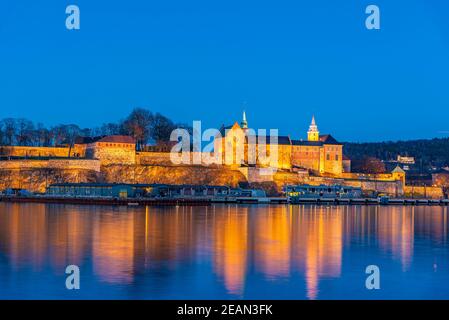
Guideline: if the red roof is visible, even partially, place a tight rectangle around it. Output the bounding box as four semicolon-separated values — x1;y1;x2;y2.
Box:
97;135;135;144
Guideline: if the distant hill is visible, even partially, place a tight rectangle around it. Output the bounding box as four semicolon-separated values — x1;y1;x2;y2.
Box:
343;137;449;171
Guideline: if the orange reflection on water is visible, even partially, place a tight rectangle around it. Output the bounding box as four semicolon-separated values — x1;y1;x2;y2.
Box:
144;206;197;267
0;204;47;270
0;204;92;272
47;206;92;271
92;211;136;284
0;203;448;299
253;206;291;280
293;206;343;299
414;206;447;244
212;206;248;295
377;207;414;271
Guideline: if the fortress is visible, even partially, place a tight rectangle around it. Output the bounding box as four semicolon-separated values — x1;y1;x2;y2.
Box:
1;113;441;198
214;113;345;176
0;113;345;174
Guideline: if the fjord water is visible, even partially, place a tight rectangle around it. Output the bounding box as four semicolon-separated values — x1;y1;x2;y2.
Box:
0;203;448;299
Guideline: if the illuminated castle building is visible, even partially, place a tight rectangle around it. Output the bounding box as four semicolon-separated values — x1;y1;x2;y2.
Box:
214;112;345;176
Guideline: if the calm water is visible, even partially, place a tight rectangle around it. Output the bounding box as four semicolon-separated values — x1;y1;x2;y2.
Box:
0;203;448;300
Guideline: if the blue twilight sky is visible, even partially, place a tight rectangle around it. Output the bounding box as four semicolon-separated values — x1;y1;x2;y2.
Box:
0;0;449;142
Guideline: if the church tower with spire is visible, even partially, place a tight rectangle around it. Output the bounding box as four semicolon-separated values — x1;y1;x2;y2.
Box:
307;115;319;141
241;110;248;129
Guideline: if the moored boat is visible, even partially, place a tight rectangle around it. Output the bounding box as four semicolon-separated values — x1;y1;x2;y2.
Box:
284;184;363;203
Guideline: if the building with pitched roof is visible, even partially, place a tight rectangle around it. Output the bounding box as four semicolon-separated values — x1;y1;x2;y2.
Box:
74;135;136;165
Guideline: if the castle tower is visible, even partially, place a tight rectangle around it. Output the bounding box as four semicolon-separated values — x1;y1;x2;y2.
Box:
391;165;406;185
307;115;319;141
241;110;248;129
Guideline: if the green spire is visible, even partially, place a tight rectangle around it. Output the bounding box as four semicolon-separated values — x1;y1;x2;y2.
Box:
241;110;248;129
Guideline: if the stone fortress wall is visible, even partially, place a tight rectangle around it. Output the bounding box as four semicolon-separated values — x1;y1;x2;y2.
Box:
340;172;403;183
0;168;99;193
102;165;246;187
3;160;441;198
403;185;444;199
0;163;246;193
0;145;413;196
136;151;219;166
0;159;101;193
86;143;136;165
271;170;404;197
0;159;100;172
0;146;72;157
0;133;444;198
136;151;172;165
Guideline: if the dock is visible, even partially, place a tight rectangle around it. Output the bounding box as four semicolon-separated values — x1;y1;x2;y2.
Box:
0;196;211;207
211;197;288;204
289;197;449;206
1;195;448;207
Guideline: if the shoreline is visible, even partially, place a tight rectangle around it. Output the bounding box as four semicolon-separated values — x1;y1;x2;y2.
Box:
1;195;448;207
0;196;211;207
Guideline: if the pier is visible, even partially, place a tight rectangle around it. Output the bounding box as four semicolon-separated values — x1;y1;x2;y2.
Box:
288;197;449;206
0;195;211;207
1;195;448;206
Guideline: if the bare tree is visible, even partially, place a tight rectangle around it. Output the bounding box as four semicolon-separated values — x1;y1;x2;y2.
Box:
151;113;176;143
0;126;3;145
0;118;17;145
16;118;35;146
0;108;183;150
80;128;93;138
100;122;121;136
50;125;67;146
64;124;81;156
121;108;153;150
175;122;193;135
35;123;51;146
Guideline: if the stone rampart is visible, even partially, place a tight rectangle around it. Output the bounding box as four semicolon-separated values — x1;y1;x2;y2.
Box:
0;159;100;172
0;146;70;157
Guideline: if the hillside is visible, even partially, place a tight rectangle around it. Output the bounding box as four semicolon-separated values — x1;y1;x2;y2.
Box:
343;137;449;171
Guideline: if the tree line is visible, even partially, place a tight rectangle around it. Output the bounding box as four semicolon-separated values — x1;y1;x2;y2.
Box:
343;138;449;173
0;108;191;150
